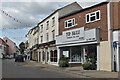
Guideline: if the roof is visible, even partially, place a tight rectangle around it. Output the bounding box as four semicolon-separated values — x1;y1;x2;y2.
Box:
37;2;81;25
0;38;9;47
3;37;16;45
27;25;38;36
26;2;81;36
59;2;108;19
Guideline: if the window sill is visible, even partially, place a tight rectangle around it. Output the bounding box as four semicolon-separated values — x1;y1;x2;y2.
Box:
52;25;55;27
69;62;82;63
86;19;100;24
65;24;77;29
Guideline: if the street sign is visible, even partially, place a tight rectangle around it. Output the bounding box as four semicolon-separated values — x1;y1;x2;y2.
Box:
113;42;117;48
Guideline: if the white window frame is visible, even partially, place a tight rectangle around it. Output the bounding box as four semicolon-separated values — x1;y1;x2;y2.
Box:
52;17;55;27
86;10;100;23
52;30;55;40
46;33;49;42
64;18;75;29
41;24;43;32
41;36;43;43
46;21;49;30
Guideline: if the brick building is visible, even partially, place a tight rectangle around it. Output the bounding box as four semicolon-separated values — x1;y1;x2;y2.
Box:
0;38;9;58
56;1;120;72
3;37;16;56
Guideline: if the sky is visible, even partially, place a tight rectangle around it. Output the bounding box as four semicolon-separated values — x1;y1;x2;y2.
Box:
0;0;107;46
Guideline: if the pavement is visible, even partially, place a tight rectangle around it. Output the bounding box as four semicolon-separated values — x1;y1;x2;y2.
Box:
22;60;118;78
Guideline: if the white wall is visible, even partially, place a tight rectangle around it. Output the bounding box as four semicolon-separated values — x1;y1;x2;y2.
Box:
38;12;59;44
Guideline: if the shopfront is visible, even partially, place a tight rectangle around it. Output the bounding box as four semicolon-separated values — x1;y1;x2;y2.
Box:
39;43;58;65
56;27;100;69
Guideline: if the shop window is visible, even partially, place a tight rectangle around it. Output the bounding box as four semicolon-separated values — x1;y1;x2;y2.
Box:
86;10;100;23
64;18;75;28
50;50;57;62
71;47;82;62
84;45;97;61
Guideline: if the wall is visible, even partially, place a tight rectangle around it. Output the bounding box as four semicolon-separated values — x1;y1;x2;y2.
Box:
99;41;112;71
3;37;16;55
28;29;35;48
113;2;120;30
38;12;59;44
0;38;9;55
59;3;108;41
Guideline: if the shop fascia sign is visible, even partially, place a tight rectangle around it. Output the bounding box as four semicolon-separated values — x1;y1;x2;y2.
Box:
56;27;99;45
63;27;84;40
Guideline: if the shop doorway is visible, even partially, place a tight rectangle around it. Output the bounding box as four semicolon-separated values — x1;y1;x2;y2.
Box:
38;52;41;62
50;50;57;62
42;51;45;61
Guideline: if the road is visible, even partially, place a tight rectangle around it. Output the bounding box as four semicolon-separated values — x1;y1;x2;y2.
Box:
2;59;87;78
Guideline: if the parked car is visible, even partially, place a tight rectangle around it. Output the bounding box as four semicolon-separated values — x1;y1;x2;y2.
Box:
15;55;24;62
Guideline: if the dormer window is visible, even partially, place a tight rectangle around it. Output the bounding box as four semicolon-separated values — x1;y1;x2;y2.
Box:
64;18;75;28
86;10;100;23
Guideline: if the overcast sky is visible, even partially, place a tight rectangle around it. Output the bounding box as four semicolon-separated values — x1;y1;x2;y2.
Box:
0;1;106;46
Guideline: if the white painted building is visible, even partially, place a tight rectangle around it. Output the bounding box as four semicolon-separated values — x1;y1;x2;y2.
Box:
37;2;82;65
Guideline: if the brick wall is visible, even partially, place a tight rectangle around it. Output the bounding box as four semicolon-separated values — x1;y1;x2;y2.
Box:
113;2;120;30
59;3;108;41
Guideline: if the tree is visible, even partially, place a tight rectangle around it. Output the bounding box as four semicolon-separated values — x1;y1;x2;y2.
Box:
19;42;25;54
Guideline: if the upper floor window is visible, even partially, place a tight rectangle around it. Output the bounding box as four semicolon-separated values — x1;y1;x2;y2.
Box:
41;36;43;43
64;18;75;28
52;17;55;26
52;30;55;40
46;33;49;42
86;10;100;23
36;37;39;44
41;24;43;32
46;21;49;30
6;40;7;42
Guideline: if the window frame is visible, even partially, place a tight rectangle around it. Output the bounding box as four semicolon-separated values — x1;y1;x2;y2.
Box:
41;24;43;32
52;17;55;27
52;30;55;40
46;33;49;42
46;21;49;30
86;10;100;23
41;35;43;43
64;18;75;29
